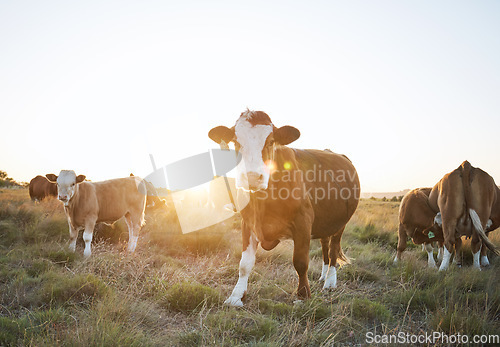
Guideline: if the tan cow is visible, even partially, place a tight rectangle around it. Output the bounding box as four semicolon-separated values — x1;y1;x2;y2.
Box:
29;175;58;201
428;161;500;271
46;170;147;257
209;109;360;306
394;187;444;268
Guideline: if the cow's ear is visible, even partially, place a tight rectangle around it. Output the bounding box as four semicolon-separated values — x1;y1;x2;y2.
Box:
76;175;86;183
274;126;300;145
46;174;58;183
208;126;234;144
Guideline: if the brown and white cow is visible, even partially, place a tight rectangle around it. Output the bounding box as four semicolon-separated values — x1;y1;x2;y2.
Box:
394;187;444;268
47;170;147;257
428;161;500;271
29;175;58;201
209;110;360;306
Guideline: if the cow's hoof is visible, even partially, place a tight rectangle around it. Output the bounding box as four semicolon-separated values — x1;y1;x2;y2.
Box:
293;299;304;305
428;263;437;269
322;283;337;291
224;297;243;307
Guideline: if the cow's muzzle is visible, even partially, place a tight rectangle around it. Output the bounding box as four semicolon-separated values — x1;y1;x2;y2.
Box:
245;172;267;191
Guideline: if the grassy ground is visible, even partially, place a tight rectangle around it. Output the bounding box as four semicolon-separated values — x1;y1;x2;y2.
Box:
0;188;498;346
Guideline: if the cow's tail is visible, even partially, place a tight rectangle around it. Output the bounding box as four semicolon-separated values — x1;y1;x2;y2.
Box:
461;161;472;226
469;209;500;256
29;183;35;201
337;247;350;266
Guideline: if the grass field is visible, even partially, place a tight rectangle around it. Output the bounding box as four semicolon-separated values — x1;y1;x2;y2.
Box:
0;188;499;346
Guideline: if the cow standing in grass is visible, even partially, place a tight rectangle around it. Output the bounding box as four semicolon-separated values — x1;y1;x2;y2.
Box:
209;110;360;306
394;187;444;268
428;161;500;271
29;175;58;201
46;170;147;257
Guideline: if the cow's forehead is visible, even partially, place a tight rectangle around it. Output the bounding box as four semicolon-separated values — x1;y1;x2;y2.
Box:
235;117;273;147
57;170;77;185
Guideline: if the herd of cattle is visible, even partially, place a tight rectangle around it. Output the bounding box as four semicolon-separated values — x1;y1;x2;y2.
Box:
26;110;499;306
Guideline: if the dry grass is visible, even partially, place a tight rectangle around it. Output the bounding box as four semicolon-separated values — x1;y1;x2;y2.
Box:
0;188;499;346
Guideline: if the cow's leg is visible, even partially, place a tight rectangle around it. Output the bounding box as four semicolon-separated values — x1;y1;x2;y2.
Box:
452;237;462;267
323;230;345;290
125;213;141;253
480;238;490;267
224;224;258;307
293;229;311;299
394;223;407;263
439;219;458;271
83;219;97;258
471;232;482;270
424;243;437;268
319;237;330;281
437;241;444;261
67;216;78;252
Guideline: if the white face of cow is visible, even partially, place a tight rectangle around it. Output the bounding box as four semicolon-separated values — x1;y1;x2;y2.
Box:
46;170;86;206
234;117;273;191
208;110;301;193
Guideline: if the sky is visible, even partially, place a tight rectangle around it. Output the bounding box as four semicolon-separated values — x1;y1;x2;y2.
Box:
1;0;499;192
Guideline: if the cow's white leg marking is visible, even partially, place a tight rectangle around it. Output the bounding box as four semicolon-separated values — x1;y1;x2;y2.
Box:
125;215;140;253
393;254;399;263
128;234;139;252
83;230;93;258
437;247;444;261
69;238;77;252
424;243;437;268
319;263;329;281
83;219;96;258
426;249;437;269
473;249;481;270
438;247;452;271
481;255;490;267
224;234;257;307
322;265;337;289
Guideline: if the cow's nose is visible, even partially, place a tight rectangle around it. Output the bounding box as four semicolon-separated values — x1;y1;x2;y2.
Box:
59;195;67;201
247;172;264;190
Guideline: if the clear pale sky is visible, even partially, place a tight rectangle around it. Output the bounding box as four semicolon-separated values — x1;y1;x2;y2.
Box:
1;0;499;192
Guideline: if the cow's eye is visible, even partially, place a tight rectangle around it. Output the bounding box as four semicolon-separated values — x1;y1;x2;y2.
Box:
269;139;275;146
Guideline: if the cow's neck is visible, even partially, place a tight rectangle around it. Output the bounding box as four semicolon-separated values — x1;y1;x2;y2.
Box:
240;147;306;241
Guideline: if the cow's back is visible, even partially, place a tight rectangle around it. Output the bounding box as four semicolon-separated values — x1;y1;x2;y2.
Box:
293;149;360;238
92;177;146;223
29;175;57;201
399;188;435;229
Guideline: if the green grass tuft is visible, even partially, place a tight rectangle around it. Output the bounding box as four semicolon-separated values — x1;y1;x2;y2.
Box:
162;281;221;312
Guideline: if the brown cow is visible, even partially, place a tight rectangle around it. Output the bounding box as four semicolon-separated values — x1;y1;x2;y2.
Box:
394;187;444;268
209;109;360;306
29;175;58;201
428;161;500;271
46;170;147;257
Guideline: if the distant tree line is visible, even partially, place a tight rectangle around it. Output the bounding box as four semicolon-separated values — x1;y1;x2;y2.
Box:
369;196;404;202
0;170;26;188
